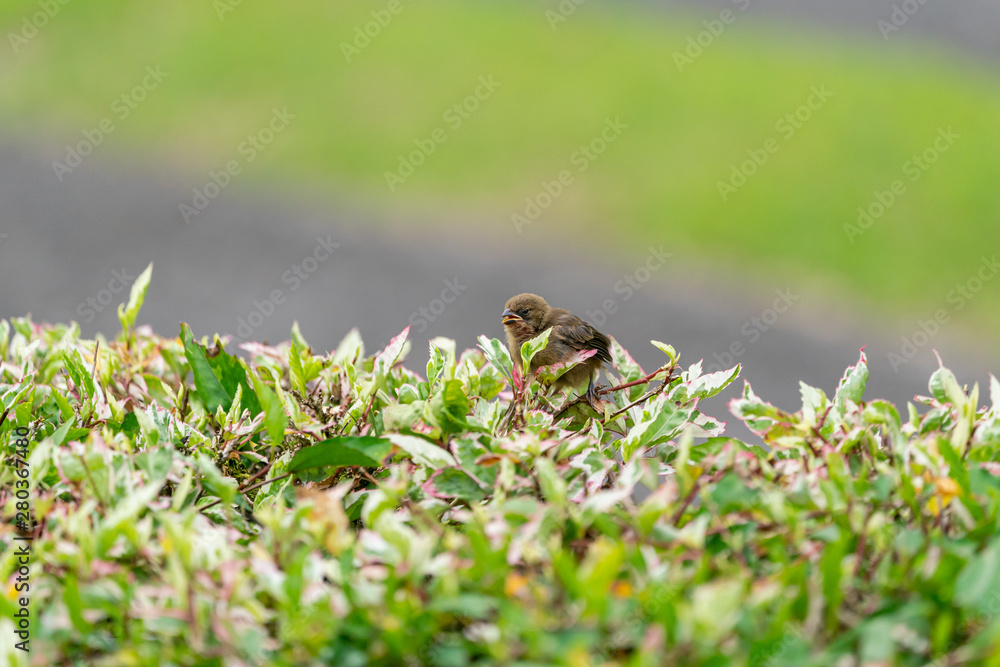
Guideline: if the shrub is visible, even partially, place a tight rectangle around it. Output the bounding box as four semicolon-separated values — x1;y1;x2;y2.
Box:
2;271;1000;665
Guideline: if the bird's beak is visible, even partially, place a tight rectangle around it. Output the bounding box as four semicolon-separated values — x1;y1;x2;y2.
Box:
501;308;521;325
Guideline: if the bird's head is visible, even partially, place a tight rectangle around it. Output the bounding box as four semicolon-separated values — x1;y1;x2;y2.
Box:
501;293;549;336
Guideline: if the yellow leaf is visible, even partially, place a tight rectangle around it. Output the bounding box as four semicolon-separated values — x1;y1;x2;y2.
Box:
927;496;942;517
935;477;961;500
612;581;633;598
505;572;528;597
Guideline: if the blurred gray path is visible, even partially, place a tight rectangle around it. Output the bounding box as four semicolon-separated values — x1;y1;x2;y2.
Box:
1;138;997;445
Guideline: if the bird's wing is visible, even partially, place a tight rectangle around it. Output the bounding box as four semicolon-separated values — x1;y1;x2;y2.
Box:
549;311;612;363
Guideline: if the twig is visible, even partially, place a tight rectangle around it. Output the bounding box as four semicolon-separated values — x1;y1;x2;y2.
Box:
604;382;668;424
238;471;293;498
200;472;293;512
803;430;822;458
816;403;833;428
852;507;871;580
598;364;676;396
78;454;109;508
239;461;274;490
340;391;379;435
550;394;592;422
672;477;703;526
672;469;727;526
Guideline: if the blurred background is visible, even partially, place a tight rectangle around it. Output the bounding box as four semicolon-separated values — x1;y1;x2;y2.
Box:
2;0;999;436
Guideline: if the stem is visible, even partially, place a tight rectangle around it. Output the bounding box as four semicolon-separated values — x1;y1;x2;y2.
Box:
604;380;669;424
852;507;870;580
598;365;675;396
78;454;109;508
672;470;726;526
200;471;293;512
672;477;703;526
599;363;678;423
240;461;274;490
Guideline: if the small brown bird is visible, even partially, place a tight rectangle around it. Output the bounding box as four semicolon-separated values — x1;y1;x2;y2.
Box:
501;293;612;404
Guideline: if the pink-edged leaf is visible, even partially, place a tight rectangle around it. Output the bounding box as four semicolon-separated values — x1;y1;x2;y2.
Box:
373;326;410;379
535;348;597;385
610;337;644;381
669;364;741;404
477;335;514;384
729;382;783;439
512;362;525;392
422;467;487;503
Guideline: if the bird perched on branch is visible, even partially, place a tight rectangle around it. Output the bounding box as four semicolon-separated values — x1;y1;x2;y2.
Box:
501;293;612;405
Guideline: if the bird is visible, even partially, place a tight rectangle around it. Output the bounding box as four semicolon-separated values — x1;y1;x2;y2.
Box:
501;293;612;405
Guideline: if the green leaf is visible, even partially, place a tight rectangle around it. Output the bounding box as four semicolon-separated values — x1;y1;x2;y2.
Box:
288;336;308;395
691;578;744;642
800;381;828;426
250;370;287;448
134;405;171;447
287;322;326;395
651;339;677;363
477;335;513;383
121;412;140;440
535;349;597;386
939;439;971;497
62;348;96;401
428;379;473;436
864;400;904;459
620;394;692;460
206;347;262;417
955;541;1000;609
833;349;868;420
820;535;849;631
387;433;456;469
290;320;310;353
711;472;757;514
929;362;964;406
426;337;457;386
117;262;153;333
288;436;392;472
859;617;896;662
430;468;486;503
1;376;34;414
333;327;364;366
51;387;74;420
535;457;566;507
670;364;740;403
519;328;551;370
134;445;173;481
610;338;644;383
180;322;232;414
429;594;498;619
99;480;164;552
10;317;31;339
382;401;425;432
142;374;177;406
373;326;410;381
49;419;76;447
63;576;89;634
194;454;239;505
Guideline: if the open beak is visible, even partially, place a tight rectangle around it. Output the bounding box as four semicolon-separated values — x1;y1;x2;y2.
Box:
501;308;522;325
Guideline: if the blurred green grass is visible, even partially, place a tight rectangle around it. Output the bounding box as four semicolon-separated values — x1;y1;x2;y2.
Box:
3;0;1000;335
